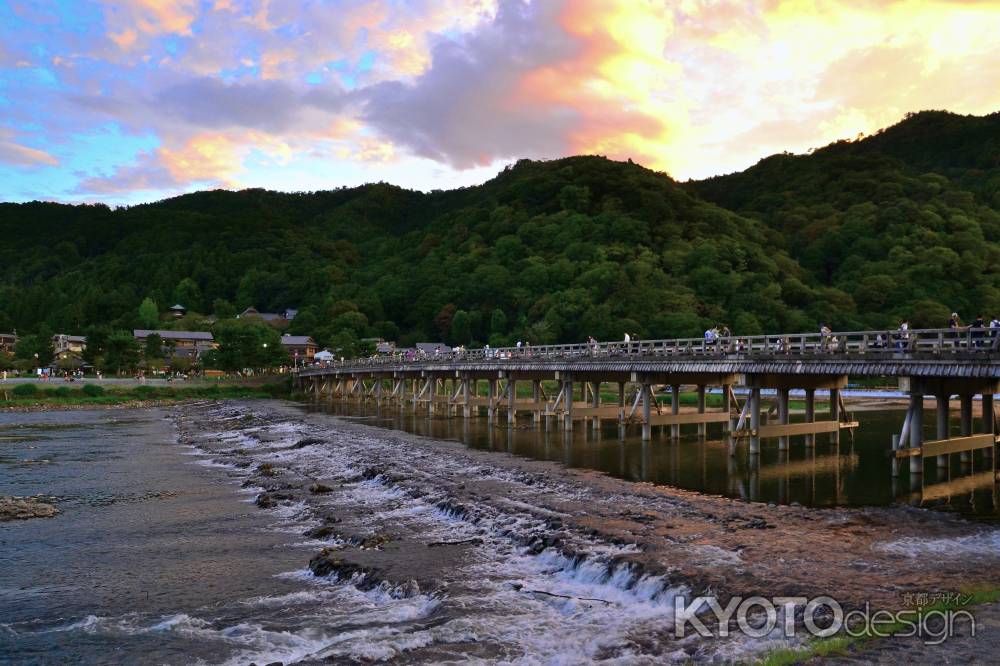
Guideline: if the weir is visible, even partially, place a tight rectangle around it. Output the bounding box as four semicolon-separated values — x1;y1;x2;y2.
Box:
297;327;1000;491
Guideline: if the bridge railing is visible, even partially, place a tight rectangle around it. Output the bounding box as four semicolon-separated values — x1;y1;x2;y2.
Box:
299;326;998;371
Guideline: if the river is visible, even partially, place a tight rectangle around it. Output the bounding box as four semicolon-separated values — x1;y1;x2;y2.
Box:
1;400;998;664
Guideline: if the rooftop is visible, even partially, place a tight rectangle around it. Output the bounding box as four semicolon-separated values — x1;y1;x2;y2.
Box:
133;329;214;341
280;335;316;346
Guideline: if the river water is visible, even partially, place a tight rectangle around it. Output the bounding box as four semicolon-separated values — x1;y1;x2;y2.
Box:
1;400;997;664
314;401;1000;521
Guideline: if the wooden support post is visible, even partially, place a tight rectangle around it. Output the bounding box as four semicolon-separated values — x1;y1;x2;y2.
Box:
463;377;471;418
375;378;383;402
671;384;680;439
749;387;761;454
722;385;732;433
936;392;949;469
804;389;816;447
590;381;601;431
641;382;652;441
829;388;840;444
532;380;541;428
777;388;790;451
983;393;995;433
909;392;924;475
983;392;994;465
617;381;627;440
507;378;516;427
563;379;574;431
696;385;707;437
960;394;973;463
488;379;496;423
427;377;436;416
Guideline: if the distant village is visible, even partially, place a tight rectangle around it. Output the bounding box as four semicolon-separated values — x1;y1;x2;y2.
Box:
0;303;449;378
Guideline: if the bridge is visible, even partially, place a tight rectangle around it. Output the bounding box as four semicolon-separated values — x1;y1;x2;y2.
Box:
294;327;1000;479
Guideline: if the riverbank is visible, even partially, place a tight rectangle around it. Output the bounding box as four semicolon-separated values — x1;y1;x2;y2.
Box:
0;381;288;411
175;400;1000;662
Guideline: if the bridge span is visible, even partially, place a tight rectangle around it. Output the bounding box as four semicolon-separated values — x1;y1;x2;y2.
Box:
295;327;1000;479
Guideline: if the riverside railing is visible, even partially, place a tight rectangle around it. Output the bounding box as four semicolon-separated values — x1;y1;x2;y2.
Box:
298;327;1000;372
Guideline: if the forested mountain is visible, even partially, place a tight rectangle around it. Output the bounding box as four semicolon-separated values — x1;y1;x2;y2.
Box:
2;110;998;351
689;110;1000;330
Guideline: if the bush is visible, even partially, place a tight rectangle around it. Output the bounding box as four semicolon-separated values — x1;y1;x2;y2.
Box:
11;383;38;397
82;384;105;396
132;385;157;399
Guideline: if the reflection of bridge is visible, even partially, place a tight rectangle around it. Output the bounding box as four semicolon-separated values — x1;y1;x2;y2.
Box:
295;328;1000;478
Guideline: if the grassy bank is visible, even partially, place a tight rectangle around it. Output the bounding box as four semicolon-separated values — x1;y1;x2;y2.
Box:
758;586;1000;665
0;380;292;409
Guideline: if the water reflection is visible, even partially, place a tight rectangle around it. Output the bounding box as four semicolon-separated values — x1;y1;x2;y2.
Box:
310;402;999;521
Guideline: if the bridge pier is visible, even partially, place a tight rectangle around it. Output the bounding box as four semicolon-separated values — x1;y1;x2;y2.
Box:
936;392;949;469
641;380;652;441
507;378;516;427
749;387;761;454
960;394;973;464
696;385;707;437
532;380;542;428
777;388;789;451
897;378;999;478
670;384;680;439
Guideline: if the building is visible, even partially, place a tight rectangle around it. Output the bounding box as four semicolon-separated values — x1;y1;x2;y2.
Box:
169;304;187;318
52;334;87;355
0;333;17;356
280;334;318;361
133;330;217;361
237;307;298;324
376;341;396;355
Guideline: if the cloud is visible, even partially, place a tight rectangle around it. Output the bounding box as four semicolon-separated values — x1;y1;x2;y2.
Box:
362;1;583;167
5;0;1000;204
103;0;199;49
0;135;59;167
154;77;348;132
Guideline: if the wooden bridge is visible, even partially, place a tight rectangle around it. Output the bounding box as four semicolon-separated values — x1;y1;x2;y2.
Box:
294;327;1000;478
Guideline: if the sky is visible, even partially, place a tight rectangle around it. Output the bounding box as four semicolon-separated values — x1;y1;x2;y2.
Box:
2;0;999;206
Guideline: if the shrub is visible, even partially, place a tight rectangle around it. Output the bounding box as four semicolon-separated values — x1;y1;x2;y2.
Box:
82;384;105;396
132;385;157;399
12;383;38;397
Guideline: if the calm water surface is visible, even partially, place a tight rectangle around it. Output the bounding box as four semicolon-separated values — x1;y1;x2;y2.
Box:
0;408;308;664
311;402;1000;522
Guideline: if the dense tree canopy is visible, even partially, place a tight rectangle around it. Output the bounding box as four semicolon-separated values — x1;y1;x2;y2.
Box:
1;110;998;349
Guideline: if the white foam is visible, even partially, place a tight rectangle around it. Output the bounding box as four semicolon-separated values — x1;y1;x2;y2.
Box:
876;530;1000;557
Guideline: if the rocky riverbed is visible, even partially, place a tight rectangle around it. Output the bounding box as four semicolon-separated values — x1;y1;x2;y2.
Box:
171;400;1000;663
0;495;59;521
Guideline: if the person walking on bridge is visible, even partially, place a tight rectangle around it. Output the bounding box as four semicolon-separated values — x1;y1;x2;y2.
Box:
820;323;833;351
972;315;986;347
896;319;910;351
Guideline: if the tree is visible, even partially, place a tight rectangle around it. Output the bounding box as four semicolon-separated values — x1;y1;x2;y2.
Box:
205;320;288;371
14;327;54;367
144;333;163;359
171;278;202;312
212;298;236;319
450;310;472;344
138;297;159;329
490;308;508;336
103;331;140;374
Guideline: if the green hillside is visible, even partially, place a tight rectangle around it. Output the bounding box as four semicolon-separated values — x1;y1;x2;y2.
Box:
688;110;1000;329
1;110;998;352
